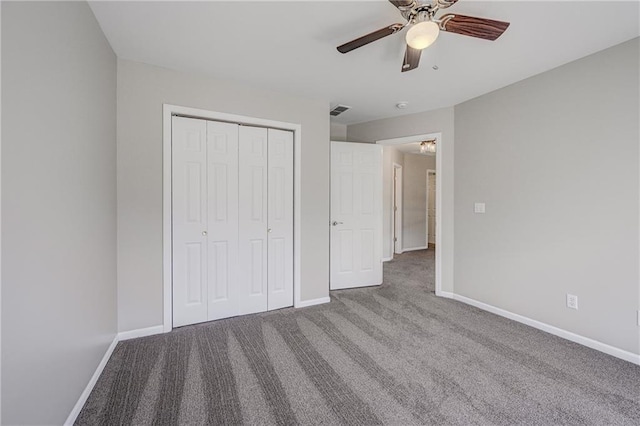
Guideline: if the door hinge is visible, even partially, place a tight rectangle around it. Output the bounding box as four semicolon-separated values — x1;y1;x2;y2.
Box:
394;237;398;242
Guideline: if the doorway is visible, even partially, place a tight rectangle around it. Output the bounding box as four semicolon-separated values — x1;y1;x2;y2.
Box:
376;132;442;294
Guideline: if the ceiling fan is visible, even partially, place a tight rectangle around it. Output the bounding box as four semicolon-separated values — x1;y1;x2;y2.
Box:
337;0;510;72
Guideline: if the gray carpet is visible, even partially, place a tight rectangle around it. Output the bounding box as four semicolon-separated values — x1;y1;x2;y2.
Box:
77;249;640;425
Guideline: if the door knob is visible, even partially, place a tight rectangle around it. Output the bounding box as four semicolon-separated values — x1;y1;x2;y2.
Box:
332;221;344;226
202;231;208;236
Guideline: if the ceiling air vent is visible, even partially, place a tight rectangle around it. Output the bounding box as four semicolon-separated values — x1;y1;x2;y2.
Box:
330;104;351;117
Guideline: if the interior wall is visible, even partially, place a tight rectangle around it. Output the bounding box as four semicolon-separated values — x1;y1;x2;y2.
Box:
454;37;639;355
403;153;435;250
330;121;347;141
381;146;404;259
117;59;330;332
1;2;118;424
347;107;454;293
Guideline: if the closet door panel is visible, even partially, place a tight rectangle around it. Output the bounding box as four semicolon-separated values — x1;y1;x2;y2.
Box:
206;121;240;320
172;116;208;327
239;126;269;315
267;129;294;310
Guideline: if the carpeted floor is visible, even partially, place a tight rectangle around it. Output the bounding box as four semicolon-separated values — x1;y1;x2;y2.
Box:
77;249;640;425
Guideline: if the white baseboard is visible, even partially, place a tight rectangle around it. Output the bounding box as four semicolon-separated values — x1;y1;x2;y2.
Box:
64;335;119;426
118;325;165;341
435;290;454;299
296;296;331;308
451;293;640;366
65;324;166;424
382;256;393;262
402;246;428;252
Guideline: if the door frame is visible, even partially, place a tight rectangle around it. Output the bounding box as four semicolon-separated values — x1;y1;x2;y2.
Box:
376;132;443;295
162;104;302;332
426;169;436;248
392;163;403;255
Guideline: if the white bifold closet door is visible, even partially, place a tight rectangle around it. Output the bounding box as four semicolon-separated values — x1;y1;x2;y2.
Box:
238;126;268;315
266;129;294;311
172;117;293;327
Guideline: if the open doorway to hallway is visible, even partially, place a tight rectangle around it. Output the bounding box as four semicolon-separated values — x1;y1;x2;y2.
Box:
377;133;441;293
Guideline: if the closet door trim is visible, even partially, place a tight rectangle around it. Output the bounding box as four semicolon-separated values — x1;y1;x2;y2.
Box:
162;104;302;332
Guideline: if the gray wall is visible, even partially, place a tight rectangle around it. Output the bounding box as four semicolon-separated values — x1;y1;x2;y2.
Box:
330;122;347;141
1;2;117;424
403;154;436;250
454;38;639;354
117;59;330;332
347;107;455;293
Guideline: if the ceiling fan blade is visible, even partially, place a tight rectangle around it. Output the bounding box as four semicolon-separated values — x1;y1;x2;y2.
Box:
401;45;421;72
439;14;510;41
389;0;416;10
337;23;404;53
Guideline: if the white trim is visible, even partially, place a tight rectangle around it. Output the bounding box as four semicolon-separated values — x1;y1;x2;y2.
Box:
377;134;433;146
296;296;331;308
452;293;640;366
64;336;119;426
392;163;403;255
163;106;172;332
118;325;165;341
294;125;302;309
434;135;443;298
0;4;3;420
402;245;428;252
377;132;443;295
436;290;454;298
65;323;168;424
163;104;303;331
382;256;393;262
426;169;436;247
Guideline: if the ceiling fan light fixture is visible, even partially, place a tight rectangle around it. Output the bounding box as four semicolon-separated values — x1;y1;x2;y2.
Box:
406;21;440;50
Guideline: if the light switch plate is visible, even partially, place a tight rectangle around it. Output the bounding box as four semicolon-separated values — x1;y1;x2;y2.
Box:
474;203;486;214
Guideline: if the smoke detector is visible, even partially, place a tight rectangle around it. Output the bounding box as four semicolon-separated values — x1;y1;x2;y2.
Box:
396;101;409;109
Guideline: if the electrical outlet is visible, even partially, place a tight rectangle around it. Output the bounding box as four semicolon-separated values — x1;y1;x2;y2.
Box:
566;294;578;310
474;202;486;214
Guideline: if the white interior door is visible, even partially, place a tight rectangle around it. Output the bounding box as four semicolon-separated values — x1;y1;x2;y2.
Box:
267;129;294;310
239;126;269;315
330;141;383;290
172;116;209;327
206;121;240;320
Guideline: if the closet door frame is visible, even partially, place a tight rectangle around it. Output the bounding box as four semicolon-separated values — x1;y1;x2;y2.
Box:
162;104;301;332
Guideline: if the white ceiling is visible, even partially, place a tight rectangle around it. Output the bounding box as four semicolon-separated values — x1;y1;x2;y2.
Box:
89;1;639;124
